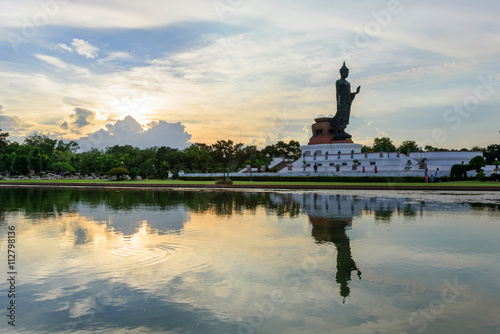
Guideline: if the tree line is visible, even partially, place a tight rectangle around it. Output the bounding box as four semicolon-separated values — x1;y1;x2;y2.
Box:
0;129;301;178
363;137;500;165
0;129;498;178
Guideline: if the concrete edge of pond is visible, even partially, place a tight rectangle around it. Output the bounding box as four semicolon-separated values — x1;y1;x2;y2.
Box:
1;181;500;191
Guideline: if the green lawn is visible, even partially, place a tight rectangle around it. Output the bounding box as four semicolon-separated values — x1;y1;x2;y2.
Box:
0;179;216;185
1;179;499;187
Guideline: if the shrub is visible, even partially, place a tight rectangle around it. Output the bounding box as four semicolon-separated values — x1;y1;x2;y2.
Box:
215;178;233;185
450;164;469;180
107;167;130;181
489;173;499;181
180;175;446;183
477;171;486;181
50;162;75;174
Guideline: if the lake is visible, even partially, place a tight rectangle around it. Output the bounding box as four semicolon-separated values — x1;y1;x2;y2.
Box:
1;187;500;334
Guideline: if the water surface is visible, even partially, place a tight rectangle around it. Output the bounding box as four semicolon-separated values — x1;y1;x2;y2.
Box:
0;188;499;334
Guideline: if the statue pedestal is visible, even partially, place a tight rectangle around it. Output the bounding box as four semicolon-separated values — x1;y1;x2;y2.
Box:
301;143;362;156
304;117;361;156
308;117;353;145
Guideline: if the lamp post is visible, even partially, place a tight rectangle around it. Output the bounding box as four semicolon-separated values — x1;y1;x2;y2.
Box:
223;153;226;181
495;158;499;177
266;153;270;172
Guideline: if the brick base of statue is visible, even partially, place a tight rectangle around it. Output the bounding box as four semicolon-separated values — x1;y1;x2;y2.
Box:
308;117;353;145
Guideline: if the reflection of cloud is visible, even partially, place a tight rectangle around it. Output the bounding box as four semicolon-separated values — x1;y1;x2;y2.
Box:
69;297;95;318
77;115;192;150
3;189;500;333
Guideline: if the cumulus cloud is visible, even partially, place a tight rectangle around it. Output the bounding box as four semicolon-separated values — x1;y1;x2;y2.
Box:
71;38;99;59
0;114;32;133
77;115;192;151
73;107;94;127
106;115;143;136
60;107;96;133
0;104;33;142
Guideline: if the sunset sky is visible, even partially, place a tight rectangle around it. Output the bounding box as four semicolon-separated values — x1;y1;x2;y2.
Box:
1;0;499;150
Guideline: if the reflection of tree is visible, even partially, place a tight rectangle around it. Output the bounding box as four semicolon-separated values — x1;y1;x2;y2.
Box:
184;192;301;217
0;188;76;218
373;208;393;222
400;203;417;217
0;188;302;219
469;202;500;212
310;217;361;302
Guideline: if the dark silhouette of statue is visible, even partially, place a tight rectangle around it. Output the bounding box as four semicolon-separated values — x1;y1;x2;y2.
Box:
311;217;361;303
329;62;361;140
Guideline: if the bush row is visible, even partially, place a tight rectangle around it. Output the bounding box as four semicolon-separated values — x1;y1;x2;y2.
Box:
179;175;449;183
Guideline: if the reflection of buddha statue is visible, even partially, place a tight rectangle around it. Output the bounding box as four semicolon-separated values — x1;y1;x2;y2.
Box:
310;217;361;303
329;62;360;140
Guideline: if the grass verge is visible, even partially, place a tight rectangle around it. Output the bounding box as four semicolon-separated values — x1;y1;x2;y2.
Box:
1;179;499;188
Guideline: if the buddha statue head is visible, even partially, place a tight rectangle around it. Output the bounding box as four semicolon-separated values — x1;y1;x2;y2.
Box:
339;61;349;79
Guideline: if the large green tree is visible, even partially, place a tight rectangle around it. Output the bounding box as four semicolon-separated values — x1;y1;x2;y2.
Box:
24;131;57;155
139;158;156;179
0;129;9;149
184;144;213;172
262;140;302;160
399;140;419;153
55;140;79;152
483;144;500;164
372;137;396;152
13;155;30;175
